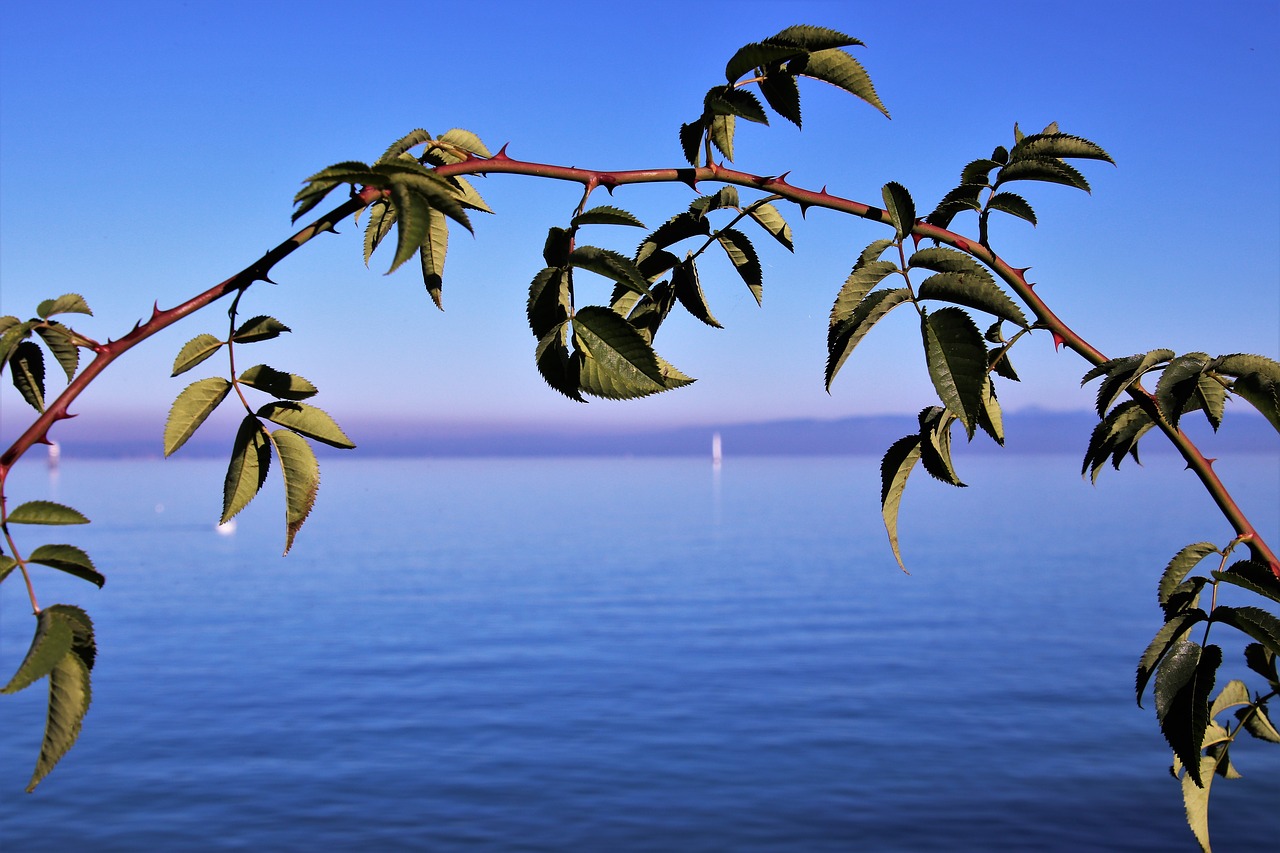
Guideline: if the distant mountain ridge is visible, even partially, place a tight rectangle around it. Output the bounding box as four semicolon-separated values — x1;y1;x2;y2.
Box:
6;410;1273;460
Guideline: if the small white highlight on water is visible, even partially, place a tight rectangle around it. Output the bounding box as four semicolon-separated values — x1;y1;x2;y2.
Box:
216;519;237;536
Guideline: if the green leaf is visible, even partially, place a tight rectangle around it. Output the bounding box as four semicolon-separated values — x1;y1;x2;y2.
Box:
171;333;224;377
1081;400;1157;482
9;340;46;411
829;259;898;329
1180;755;1215;853
1159;543;1219;608
238;364;318;400
257;401;355;449
1008;132;1114;164
977;377;1005;446
386;180;431;275
34;324;80;382
1;608;74;694
1211;560;1280;605
925;184;984;229
917;407;965;487
528;267;574;340
265;429;319;555
1239;704;1280;744
688;187;740;217
572;206;645;229
447;175;492;214
1155;353;1210;429
1209;679;1251;721
679;120;704;166
704;85;769;124
534;323;582;402
986;192;1037;226
921;308;987;438
292;160;377;223
1088;349;1175;417
638;213;712;263
715;228;762;305
745;202;794;251
880;434;922;573
709;114;736;161
438;127;492;158
990;345;1019;382
377;165;473;234
0;554;16;583
1208;354;1280;433
569;247;652;298
6;501;89;525
1243;643;1278;687
222;416;272;524
376;128;432;163
362;200;396;265
672;259;722;329
1195;373;1227;431
232;315;291;343
0;318;32;366
35;294;92;319
856;239;894;268
164;377;232;456
724;41;805;83
420;204;449;309
572;306;692;400
1156;639;1220;787
916;271;1028;329
758;72;802;127
996;158;1092;192
961;159;1002;186
881;182;915;240
1211;606;1280;655
623;281;677;345
1137;610;1210;706
27;545;105;588
765;25;865;52
826;287;911;390
791;47;888;117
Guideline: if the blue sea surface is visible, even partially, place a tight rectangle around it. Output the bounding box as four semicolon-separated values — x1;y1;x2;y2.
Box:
1;453;1277;851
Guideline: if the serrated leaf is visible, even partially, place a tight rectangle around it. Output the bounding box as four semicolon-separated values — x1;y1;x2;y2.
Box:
6;501;89;525
34;323;79;382
996;158;1092;192
386;181;431;275
420;203;449;309
826;287;911;390
528;267;574;340
1089;349;1175;417
709;114;736;161
830;260;900;328
171;333;224;377
688;187;740;217
917;407;965;487
363;200;396;265
880;434;922;573
377;166;473;235
986;192;1037;226
638;213;711;264
9;340;46;411
1159;543;1219;607
624;281;676;345
758;72;802;127
856;239;894;269
1180;755;1215;853
265;429;319;555
926;184;984;229
791;47;888;117
1239;704;1280;743
377;128;432;164
1156;639;1220;787
1009;132;1114;164
1211;560;1280;605
570;246;651;298
679;120;704;166
881;182;915;240
990;346;1019;382
438;128;492;158
164;377;232;456
1155;353;1210;429
672;259;722;329
257;401;355;449
571;306;681;399
1243;643;1278;686
447;175;492;214
0;554;16;583
704;85;769;124
238;364;318;400
534;323;582;402
1209;680;1252;720
921;308;987;438
746;202;793;251
724;41;806;83
232;315;291;343
715;228;762;304
222;415;272;523
1195;373;1227;431
1212;605;1280;655
961;159;1002;186
1;608;74;694
1081;400;1157;482
35;294;92;319
766;25;865;52
572;206;645;228
28;544;105;588
977;377;1004;446
916;271;1029;329
0;318;32;367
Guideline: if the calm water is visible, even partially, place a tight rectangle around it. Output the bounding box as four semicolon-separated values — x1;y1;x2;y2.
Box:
1;453;1277;851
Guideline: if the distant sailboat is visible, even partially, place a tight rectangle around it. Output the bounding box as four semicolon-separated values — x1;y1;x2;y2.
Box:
47;441;61;471
711;432;722;468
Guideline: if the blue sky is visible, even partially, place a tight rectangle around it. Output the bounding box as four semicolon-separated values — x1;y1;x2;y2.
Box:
2;1;1277;438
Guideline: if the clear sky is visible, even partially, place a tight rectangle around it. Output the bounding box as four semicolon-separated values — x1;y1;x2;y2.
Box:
2;1;1277;438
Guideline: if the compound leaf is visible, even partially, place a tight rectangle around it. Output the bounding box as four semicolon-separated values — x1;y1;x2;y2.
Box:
724;41;805;84
826;287;911;390
569;247;651;298
1137;609;1208;706
921;307;987;437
